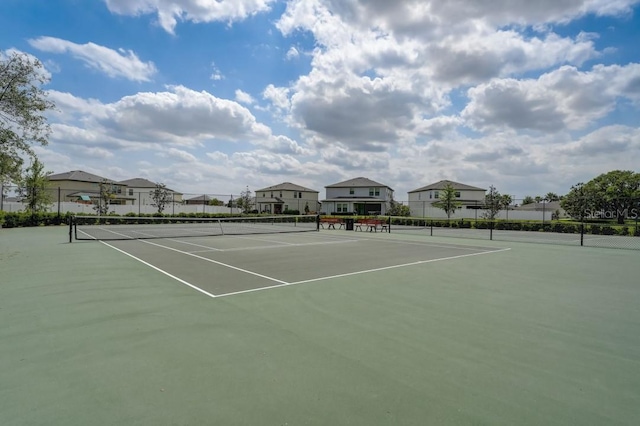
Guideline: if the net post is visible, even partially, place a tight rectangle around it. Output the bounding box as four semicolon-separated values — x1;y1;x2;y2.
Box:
430;220;433;236
580;222;584;246
316;214;320;231
489;220;494;240
69;215;73;243
387;216;391;233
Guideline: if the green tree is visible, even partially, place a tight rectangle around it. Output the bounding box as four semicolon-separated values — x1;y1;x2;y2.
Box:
561;183;594;221
432;183;462;219
561;171;640;223
208;198;225;206
238;186;254;214
17;158;51;213
585;170;640;224
387;195;410;217
93;179;115;215
1;51;55;184
481;185;504;220
545;192;560;202
521;196;535;205
149;183;172;214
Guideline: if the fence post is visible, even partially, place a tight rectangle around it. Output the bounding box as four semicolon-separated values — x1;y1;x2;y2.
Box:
580;221;585;246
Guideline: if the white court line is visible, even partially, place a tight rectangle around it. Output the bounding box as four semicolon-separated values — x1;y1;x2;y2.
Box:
100;241;218;299
139;239;289;285
212;239;360;253
215;247;512;299
100;236;510;300
165;239;224;251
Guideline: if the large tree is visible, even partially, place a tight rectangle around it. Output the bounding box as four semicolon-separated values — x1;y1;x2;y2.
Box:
432;183;462;219
562;170;640;223
17;158;52;213
1;50;55;184
561;183;593;221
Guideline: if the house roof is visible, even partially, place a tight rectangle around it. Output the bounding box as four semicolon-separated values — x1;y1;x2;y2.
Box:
256;198;284;204
255;182;319;193
513;201;563;211
48;170;114;183
408;180;485;193
185;195;211;201
118;178;180;193
325;177;392;190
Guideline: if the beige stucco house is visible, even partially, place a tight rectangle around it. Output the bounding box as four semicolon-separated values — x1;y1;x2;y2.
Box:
255;182;320;214
46;170;134;205
408;180;486;217
118;178;183;206
322;177;393;215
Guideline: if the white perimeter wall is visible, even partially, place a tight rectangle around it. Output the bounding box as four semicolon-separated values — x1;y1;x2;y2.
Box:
1;202;233;215
408;203;552;221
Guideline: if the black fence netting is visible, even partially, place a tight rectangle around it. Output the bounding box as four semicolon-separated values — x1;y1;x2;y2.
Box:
387;214;640;251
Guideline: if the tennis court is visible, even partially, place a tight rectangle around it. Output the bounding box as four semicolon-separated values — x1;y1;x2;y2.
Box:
1;224;639;425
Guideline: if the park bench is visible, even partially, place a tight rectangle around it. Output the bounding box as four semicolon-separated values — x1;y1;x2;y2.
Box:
354;218;388;232
320;217;344;229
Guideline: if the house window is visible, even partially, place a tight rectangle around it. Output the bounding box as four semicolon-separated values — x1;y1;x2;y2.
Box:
375;188;380;196
349;188;354;195
369;188;374;196
284;205;289;211
455;191;461;198
337;203;348;213
128;189;133;196
298;192;302;198
271;192;273;197
434;191;439;199
279;192;282;197
429;191;432;199
294;192;297;198
263;193;266;197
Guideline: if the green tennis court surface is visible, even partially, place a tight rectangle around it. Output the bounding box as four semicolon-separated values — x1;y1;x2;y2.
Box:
2;226;639;425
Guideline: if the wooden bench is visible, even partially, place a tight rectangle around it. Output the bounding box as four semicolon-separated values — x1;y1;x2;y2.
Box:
354;219;388;232
320;217;344;229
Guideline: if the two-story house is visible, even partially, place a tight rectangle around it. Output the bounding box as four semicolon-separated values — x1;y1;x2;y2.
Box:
255;182;320;214
46;170;134;205
118;178;183;206
408;180;486;217
322;177;393;215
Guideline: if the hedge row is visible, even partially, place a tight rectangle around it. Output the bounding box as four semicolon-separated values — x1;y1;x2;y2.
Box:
0;212;72;228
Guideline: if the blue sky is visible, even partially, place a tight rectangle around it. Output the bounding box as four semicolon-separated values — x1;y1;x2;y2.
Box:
2;0;639;200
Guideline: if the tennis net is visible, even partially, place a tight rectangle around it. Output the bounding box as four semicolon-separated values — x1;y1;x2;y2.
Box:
71;214;320;241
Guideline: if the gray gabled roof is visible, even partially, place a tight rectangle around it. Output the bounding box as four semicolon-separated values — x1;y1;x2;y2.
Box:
325;177;392;190
185;194;211;201
118;178;180;193
513;201;563;211
118;178;157;188
47;170;113;183
408;180;485;193
255;182;319;193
